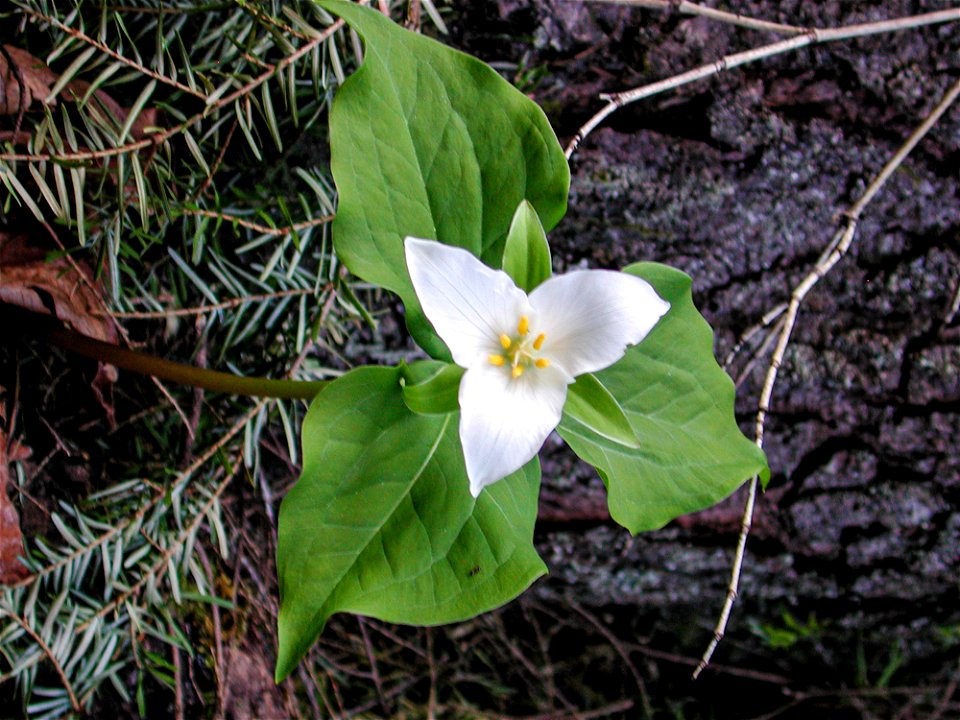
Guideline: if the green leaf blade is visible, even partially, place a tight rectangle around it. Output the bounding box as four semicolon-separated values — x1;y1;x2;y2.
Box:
318;0;569;354
556;263;769;534
276;366;544;681
401;360;464;415
502;199;552;292
560;372;639;449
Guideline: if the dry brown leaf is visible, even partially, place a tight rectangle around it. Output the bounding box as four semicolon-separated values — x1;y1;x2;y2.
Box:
0;232;118;344
1;232;119;426
0;45;58;116
0;388;31;585
1;44;159;139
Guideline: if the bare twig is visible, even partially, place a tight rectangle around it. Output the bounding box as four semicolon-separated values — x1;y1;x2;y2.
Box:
692;75;960;679
586;0;806;36
172;638;185;720
946;278;960;325
567;599;653;718
565;7;960;158
723;302;787;370
196;545;226;715
491;699;635;720
425;628;438;720
930;664;960;720
358;617;391;715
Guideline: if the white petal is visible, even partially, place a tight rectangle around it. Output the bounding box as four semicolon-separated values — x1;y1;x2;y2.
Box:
405;237;530;368
529;270;670;377
458;363;570;496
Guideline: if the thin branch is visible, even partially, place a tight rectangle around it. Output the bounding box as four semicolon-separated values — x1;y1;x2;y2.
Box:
693;75;960;679
12;397;264;589
217;24;338;110
178;208;334;236
723;302;787;369
106;286;328;319
188;118;237;201
237;0;316;42
566;599;653;718
565;7;960;158
947;281;960;325
585;0;806;36
17;6;209;100
79;458;237;629
0;19;344;163
0;609;81;712
358;617;391;715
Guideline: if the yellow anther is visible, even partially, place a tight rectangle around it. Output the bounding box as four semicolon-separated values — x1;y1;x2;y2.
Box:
512;365;525;379
488;354;505;367
517;315;529;336
499;334;512;350
535;358;550;369
533;333;546;350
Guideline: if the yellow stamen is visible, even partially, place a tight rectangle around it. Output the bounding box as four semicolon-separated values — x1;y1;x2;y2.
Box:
512;365;524;379
488;354;505;366
535;358;550;369
499;334;512;350
533;333;546;350
517;315;529;336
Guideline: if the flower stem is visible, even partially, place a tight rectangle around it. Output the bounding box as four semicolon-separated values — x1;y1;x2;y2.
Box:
46;326;327;400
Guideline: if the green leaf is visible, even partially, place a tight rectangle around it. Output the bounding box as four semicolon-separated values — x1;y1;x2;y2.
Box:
401;360;464;415
556;263;769;534
501;200;552;292
559;373;639;449
276;366;545;681
318;0;569;357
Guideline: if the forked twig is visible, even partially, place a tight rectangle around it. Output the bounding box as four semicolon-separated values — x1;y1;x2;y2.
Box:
692;75;960;679
565;7;960;158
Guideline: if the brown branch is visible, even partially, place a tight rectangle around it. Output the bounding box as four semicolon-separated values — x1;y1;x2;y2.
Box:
566;7;960;158
105;286;328;319
692;75;960;679
178;208;334;236
17;7;208;100
0;20;344;163
587;0;806;35
0;609;81;712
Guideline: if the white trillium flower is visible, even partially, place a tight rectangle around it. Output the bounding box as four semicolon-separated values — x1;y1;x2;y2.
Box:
405;237;670;497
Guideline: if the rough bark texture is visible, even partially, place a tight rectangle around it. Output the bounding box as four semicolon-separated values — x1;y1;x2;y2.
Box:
408;0;960;712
